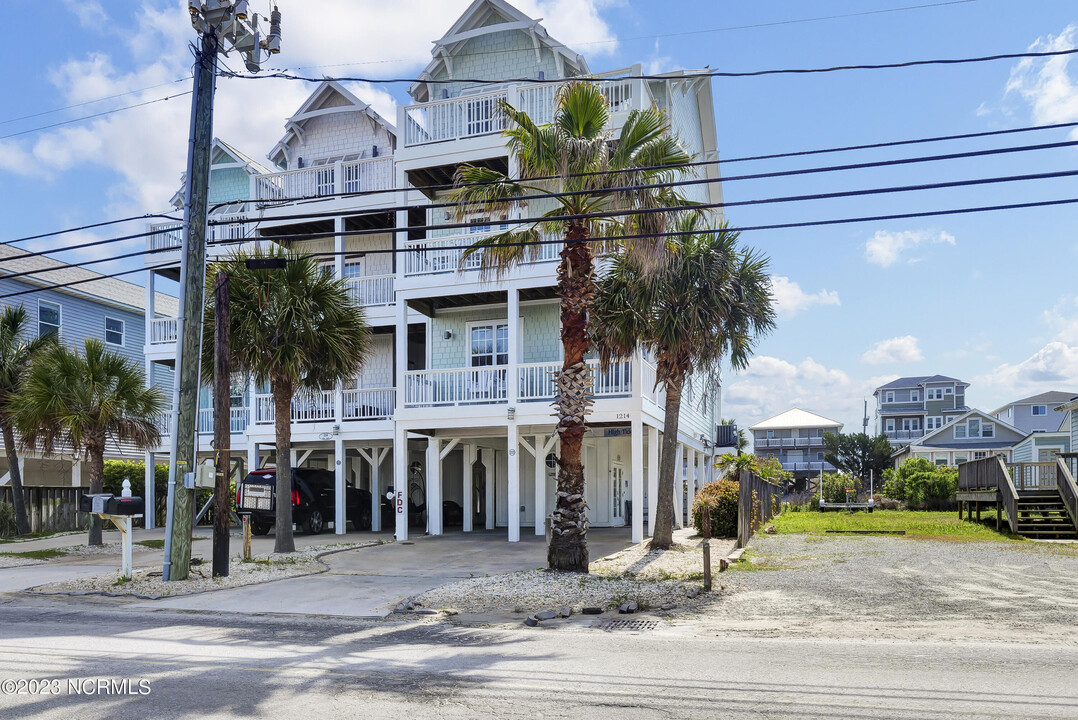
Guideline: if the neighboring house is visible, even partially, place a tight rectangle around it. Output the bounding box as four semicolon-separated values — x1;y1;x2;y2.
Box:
992;391;1076;436
874;375;970;447
0;242;177;488
142;0;724;545
749;409;842;483
1010;430;1070;464
891;408;1023;467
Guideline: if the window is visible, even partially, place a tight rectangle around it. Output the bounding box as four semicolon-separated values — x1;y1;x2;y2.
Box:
104;317;124;346
884;391;895;403
954;453;968;465
927;416;943;430
954;423;967;439
927;388;944;401
1032;405;1047;416
944;387;954;395
469;322;508;366
911;390;920;402
968;418;980;437
982;423;994;438
766;430;775;440
885;419;895;432
816;452;824;461
935;457;949;467
973;451;987;460
902;418;921;431
342;258;364;279
38;300;60;338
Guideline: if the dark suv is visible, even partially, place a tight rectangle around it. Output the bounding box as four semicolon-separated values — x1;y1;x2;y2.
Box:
236;467;370;535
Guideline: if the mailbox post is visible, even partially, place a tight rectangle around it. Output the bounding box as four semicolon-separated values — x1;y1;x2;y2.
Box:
80;479;144;580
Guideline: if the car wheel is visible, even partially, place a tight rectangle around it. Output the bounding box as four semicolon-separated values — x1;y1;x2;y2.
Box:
251;518;271;536
306;507;325;535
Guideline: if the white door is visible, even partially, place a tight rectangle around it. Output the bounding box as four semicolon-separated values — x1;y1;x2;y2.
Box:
611;463;626;523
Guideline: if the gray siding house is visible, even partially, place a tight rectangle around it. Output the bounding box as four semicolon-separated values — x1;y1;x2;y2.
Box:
891;408;1023;467
750;408;842;483
874;375;970;447
992;391;1076;436
0;243;176;488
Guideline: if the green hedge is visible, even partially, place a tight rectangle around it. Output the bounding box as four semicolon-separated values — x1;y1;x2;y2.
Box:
692;478;739;538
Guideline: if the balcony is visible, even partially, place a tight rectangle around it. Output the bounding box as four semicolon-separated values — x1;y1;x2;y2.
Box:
401;74;654;148
149;214;251;252
254;388;395;424
781;461;836;473
403;360;633;408
155;407;249;437
885;429;924;441
149;317;179;345
251;157;393;203
403;231;559;277
346;274;395;307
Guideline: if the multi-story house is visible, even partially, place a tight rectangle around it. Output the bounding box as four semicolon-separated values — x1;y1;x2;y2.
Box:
991;391;1076;436
0;242;177;488
891;408;1023;467
874;375;970;446
143;0;723;545
749;408;841;486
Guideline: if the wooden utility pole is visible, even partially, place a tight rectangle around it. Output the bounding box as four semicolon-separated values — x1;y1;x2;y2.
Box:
164;29;218;582
212;272;231;577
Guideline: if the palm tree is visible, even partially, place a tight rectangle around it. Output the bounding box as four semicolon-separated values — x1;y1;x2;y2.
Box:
0;306;54;535
202;247;371;553
592;216;776;549
14;338;165;546
450;82;693;572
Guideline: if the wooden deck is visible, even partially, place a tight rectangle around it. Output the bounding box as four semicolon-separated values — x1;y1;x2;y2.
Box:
957;458;1078;539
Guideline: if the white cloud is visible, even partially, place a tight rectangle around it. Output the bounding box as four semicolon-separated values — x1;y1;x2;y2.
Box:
1005;24;1078;137
975;342;1078;399
769;276;840;319
6;0;620;215
723;355;893;436
861;335;923;365
864;229;956;267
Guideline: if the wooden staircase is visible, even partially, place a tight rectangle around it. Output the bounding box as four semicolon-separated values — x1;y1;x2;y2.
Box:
1014;490;1078;539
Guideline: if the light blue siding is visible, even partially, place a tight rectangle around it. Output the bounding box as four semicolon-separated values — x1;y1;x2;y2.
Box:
208;166;251;205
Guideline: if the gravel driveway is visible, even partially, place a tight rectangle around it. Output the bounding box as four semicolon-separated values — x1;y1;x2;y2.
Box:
697;534;1078;644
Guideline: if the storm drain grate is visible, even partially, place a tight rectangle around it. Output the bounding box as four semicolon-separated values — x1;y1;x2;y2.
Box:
599;619;658;632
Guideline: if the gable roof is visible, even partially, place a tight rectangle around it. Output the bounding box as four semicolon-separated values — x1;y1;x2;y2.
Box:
749;408;843;431
917;407;1023;446
268;80;397;168
170;137;270;209
408;0;589;101
0;243;178;316
874;375;967;394
993;390;1078;414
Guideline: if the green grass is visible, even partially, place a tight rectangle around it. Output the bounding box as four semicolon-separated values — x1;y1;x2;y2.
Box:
770;510;1021;542
135;539;166;549
0;548;69;560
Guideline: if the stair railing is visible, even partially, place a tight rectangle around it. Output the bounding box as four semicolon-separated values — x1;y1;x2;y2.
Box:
997;456;1020;535
1055;458;1078;536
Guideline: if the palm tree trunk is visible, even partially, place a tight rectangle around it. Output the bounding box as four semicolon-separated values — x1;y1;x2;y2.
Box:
272;379;295;554
1;422;30;535
651;378;684;550
548;225;593;573
87;444;105;546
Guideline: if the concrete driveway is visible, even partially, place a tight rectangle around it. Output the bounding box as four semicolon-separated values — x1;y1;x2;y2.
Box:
133;529;634;619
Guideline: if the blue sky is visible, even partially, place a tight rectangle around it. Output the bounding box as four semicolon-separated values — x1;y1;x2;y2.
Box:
1;0;1077;432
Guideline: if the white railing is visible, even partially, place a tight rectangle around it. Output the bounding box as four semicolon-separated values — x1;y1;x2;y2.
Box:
403;90;508;146
347;274;395;307
150;223;183;251
155;413;173;437
405;367;508;407
149;215;250;252
255;390;336;424
149;317;179;345
342;388;395;420
251;157;393;202
404;231;559;276
158;407;248;436
781;461;836;472
516;359;633;402
517;84;557;125
885;429;925;441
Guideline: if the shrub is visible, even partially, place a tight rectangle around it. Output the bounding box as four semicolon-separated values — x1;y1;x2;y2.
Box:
0;501;16;538
692;478;739;538
818;473;862;503
884;457;958;510
102;460;170;527
872;495;901;511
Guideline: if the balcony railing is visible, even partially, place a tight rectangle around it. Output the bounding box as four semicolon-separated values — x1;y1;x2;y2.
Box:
405;367;508;407
517;360;633;402
156;407;249;437
885;429;924;441
781;461;836;472
403;231;559;277
149;317;179;345
251;157;393;202
347;274;394;307
342;388;395;420
149;215;250;252
255;390;336;424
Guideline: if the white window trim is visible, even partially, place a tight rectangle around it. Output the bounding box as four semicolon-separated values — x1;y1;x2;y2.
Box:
104;316;125;347
464;318;523;367
884;391;895;403
911;390;920;402
885;419;895;432
38;299;61;338
1031;405;1047;416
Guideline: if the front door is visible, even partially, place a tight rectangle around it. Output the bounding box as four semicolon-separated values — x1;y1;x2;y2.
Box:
611;463;626;524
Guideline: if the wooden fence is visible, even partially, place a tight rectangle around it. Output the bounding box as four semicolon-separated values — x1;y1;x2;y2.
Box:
1;486;89;533
737;469;782;548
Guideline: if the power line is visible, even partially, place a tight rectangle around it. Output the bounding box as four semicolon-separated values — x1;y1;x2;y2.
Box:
4;195;1078;300
0;76;191;127
265;1;978;72
2;214;181;254
0;91;193;142
227;47;1078;85
238;123;1078;212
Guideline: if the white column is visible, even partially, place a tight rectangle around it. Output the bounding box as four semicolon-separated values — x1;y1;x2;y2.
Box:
289;448;298;468
144;452;155;529
394;300;408;412
71;459;82;488
507;423;520;542
394;425;408;541
426;437;442;535
462;443;474;532
482;448;495;530
334;217;346;426
334;437;345;535
145;270;155;344
673;443;684;529
647;426;659;536
687;448;697;515
370;449;382;532
507;288;519;408
534;435;546;536
247;441;258;475
631;417;644;544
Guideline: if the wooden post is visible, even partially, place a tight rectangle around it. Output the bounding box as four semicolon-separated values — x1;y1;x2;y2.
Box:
701;499;712;592
996;502;1001;532
242;515;252;560
958;500;963;519
212;272;231;578
976;501;981;522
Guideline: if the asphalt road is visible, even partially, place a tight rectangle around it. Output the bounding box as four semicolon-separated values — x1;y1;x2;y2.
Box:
0;600;1074;719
